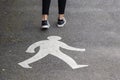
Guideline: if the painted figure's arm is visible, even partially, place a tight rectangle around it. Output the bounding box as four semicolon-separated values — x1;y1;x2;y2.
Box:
26;42;40;53
61;43;85;52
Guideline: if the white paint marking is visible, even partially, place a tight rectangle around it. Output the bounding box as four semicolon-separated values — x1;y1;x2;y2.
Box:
18;36;88;69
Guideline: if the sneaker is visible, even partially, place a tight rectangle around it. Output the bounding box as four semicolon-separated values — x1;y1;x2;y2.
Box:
41;20;50;29
57;17;66;27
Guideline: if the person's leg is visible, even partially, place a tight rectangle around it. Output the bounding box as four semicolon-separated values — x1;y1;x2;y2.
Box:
57;0;67;27
58;0;66;19
41;0;51;29
42;0;51;20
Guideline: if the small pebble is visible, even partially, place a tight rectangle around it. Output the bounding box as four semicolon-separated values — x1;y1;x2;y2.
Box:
4;11;8;15
9;50;12;53
2;69;5;71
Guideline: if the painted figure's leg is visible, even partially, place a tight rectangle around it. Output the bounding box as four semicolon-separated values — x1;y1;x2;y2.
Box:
52;52;88;69
18;52;48;68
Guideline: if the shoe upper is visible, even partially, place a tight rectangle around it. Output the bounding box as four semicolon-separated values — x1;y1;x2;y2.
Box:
57;17;66;27
42;20;48;26
58;19;64;25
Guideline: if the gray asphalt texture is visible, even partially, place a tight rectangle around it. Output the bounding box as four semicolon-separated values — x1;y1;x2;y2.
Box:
0;0;120;80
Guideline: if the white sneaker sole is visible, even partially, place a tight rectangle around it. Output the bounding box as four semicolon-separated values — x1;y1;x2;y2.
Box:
41;25;50;29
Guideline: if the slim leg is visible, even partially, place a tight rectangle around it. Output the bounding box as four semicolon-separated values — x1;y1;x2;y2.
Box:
18;52;48;68
52;52;80;69
58;0;67;14
42;0;51;15
52;52;88;69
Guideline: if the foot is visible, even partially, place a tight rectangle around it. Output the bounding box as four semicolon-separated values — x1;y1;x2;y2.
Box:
18;62;32;68
72;65;88;69
41;20;50;29
57;17;66;27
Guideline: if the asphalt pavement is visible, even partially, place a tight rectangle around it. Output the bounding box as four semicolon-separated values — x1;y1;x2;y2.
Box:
0;0;120;80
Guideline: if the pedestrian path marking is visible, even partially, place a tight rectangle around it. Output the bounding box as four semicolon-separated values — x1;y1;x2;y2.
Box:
18;36;88;69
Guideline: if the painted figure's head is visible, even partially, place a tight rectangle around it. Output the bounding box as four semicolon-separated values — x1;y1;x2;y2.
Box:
47;36;62;40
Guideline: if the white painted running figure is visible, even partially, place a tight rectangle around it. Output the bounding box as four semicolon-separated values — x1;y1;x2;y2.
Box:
18;36;88;69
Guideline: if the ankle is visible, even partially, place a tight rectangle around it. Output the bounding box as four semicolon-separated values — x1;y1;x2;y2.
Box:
58;14;65;20
42;15;48;21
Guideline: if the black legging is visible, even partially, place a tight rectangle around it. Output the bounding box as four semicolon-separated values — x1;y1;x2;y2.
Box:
42;0;66;15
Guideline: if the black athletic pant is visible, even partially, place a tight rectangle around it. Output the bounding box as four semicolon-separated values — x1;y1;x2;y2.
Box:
42;0;66;15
